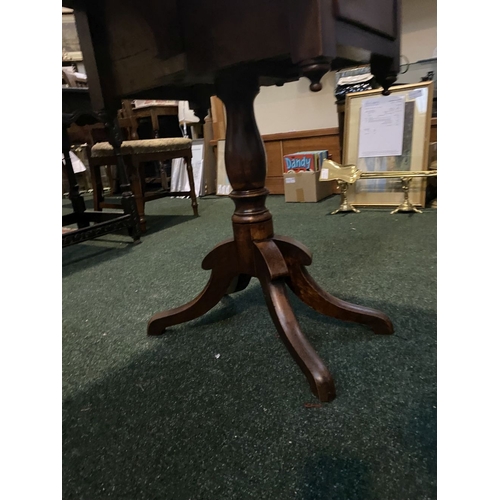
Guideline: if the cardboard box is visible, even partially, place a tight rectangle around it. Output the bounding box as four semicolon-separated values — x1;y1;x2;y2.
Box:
283;150;328;174
284;170;335;202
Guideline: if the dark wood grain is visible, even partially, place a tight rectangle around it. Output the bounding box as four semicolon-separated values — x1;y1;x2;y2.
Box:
69;0;401;102
259;275;336;402
148;239;239;336
275;236;394;335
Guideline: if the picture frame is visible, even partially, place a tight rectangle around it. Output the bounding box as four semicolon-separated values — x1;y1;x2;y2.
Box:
343;81;434;207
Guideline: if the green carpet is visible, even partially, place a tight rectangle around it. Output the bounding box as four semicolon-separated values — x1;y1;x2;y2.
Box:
62;194;437;500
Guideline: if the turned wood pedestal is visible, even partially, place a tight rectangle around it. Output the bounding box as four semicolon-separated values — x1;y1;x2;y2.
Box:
147;72;394;402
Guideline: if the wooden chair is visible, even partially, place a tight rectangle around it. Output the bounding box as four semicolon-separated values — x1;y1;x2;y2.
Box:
62;87;141;247
89;138;198;232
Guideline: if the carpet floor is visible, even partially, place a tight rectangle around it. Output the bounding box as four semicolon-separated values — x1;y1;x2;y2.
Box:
62;194;437;500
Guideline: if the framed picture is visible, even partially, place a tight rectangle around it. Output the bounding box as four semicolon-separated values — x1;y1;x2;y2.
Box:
343;81;434;207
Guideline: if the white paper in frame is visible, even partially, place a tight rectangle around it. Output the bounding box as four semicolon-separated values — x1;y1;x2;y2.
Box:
343;81;434;207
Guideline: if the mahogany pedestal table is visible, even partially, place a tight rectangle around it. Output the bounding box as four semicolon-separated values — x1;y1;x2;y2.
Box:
147;71;394;402
66;0;399;401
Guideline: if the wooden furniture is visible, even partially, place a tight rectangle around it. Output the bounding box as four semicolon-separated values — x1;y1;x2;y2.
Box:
90;101;198;234
66;0;401;402
62;88;141;247
118;100;180;138
89;138;198;232
68;99;183;200
130;102;179;138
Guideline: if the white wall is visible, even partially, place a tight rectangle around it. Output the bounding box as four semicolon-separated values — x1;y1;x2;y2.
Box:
401;0;437;62
255;72;339;135
254;0;437;135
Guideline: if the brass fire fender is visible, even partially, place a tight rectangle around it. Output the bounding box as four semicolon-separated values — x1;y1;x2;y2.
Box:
320;160;437;214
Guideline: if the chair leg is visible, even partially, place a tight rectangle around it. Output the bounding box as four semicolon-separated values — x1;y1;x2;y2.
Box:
185;156;199;216
106;165;119;195
62;127;89;228
90;163;104;211
128;157;147;232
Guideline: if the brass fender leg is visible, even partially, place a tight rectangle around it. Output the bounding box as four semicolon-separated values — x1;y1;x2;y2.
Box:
391;177;423;214
331;181;360;215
